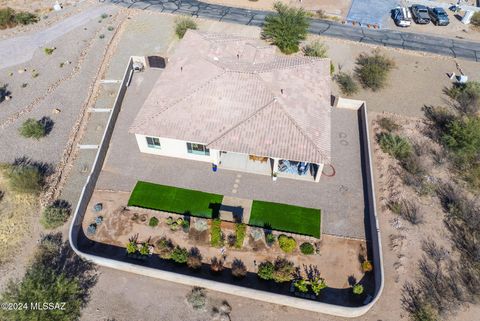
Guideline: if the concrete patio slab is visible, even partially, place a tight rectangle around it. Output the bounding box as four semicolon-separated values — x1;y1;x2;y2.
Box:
219;196;252;223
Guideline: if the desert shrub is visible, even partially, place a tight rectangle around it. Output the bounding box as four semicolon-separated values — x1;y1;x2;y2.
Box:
156;237;174;259
0;234;96;321
465;164;480;190
175;17;197;39
44;47;55;55
388;199;423;225
272;257;295;283
139;242;150;256
352;283;364;295
231;259;247;278
310;277;327;296
40;200;71;229
210;257;224;273
401;153;426;176
4;163;44;194
442;116;480;168
0;7;15;28
278;234;296;253
362;260;373;272
300;242;315;255
355;51;395;91
257;261;274;280
445;81;480;115
472;12;480;27
330;61;335;76
171;246;188;264
14;11;38;25
19;118;47;139
262;3;309;54
335;72;358;96
378;133;412;161
210;218;223;247
148;216;159;227
187;247;202;269
303;40;327;58
101;13;109;19
234;223;246;248
377;117;400;132
293;278;309;292
186;287;207;310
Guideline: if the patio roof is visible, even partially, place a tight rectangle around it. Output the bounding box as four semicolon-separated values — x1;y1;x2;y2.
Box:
129;31;332;164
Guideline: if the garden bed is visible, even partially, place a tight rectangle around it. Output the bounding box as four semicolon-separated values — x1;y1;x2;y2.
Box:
127;181;223;218
249;200;321;238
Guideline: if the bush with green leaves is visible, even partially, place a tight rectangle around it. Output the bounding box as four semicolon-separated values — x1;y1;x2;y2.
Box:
355;51;395;91
40;200;71;229
126;239;137;254
156;237;174;259
303;40;327;58
262;3;309;54
44;47;55;55
14;11;38;25
310;276;327;296
257;261;274;280
472;12;480;27
272;257;295;283
171;246;188;264
148;216;159;227
210;218;223;247
378;133;412;161
0;234;96;321
300;242;315;255
293;278;309;293
0;7;37;29
362;260;373;272
265;233;276;246
352;283;364;295
139;242;150;256
335;72;358;96
378;117;400;132
19;118;47;139
4;163;44;194
175;17;197;39
445;81;480;115
210;257;224;273
186;287;207;310
442;116;480;168
278;234;297;253
234;223;246;248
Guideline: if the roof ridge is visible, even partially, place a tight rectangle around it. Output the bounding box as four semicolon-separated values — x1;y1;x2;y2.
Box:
131;66;227;131
207;97;277;146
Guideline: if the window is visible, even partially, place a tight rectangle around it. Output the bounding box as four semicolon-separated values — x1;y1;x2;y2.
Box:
186;142;210;156
146;137;161;149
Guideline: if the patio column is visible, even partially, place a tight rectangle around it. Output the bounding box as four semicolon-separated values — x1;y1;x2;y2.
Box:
212;149;220;165
314;163;324;182
272;158;279;175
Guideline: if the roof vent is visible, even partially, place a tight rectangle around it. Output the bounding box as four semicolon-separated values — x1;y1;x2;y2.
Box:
213;56;219;61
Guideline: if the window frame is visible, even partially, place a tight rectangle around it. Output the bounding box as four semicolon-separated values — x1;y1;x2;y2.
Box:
146;136;161;149
186;142;210;156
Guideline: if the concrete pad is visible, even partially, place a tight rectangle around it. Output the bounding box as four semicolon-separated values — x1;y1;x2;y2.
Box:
219;196;252;223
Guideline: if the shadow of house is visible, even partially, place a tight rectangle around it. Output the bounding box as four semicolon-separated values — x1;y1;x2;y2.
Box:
219;204;244;223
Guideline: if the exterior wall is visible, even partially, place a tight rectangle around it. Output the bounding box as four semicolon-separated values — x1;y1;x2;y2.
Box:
134;134;220;164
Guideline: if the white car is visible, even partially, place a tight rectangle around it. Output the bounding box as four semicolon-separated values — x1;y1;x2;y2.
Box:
392;6;412;27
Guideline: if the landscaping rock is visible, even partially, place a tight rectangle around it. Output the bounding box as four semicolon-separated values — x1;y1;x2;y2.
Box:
193;218;208;232
250;227;263;241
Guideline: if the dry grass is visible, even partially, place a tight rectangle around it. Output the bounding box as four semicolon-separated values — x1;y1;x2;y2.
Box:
0;172;38;265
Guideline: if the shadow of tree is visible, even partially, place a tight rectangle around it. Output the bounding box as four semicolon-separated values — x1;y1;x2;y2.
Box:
13;156;55;177
39;116;55;135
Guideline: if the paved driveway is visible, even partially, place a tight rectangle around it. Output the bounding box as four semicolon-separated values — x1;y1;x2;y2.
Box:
0;5;115;69
346;0;399;27
96;69;368;239
105;0;480;61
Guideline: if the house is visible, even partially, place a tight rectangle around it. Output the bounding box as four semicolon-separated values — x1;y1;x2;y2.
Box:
129;31;332;182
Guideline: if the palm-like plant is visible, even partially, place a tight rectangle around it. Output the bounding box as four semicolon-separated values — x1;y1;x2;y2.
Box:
262;3;309;54
378;133;412;161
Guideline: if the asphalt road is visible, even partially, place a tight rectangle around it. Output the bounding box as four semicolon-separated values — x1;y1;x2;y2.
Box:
107;0;480;62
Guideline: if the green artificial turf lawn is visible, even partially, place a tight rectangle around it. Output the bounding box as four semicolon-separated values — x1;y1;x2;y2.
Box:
249;200;321;238
127;181;223;218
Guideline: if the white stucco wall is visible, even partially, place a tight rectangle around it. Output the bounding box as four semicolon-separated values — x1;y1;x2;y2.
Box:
135;134;220;164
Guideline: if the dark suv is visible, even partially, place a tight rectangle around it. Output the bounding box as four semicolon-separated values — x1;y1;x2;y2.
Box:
411;4;430;24
429;7;450;26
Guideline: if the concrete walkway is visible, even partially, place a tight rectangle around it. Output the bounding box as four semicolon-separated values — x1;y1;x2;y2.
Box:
0;5;114;69
107;0;480;61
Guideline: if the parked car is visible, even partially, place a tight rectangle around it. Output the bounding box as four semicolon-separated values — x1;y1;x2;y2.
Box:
411;4;430;24
428;7;450;26
392;6;412;27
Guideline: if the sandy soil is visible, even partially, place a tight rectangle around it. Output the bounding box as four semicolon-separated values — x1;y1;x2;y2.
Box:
201;0;351;17
84;190;367;289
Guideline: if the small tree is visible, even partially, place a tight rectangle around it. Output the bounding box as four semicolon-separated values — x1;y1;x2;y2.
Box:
278;234;297;253
257;261;274;280
303;40;328;58
335;72;359;96
231;259;247;278
171;246;188;264
355;51;395;91
262;3;309;54
19;118;46;139
175;17;197;39
40;200;71;229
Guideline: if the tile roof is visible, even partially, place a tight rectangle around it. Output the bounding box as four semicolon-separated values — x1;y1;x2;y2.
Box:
129;30;331;164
